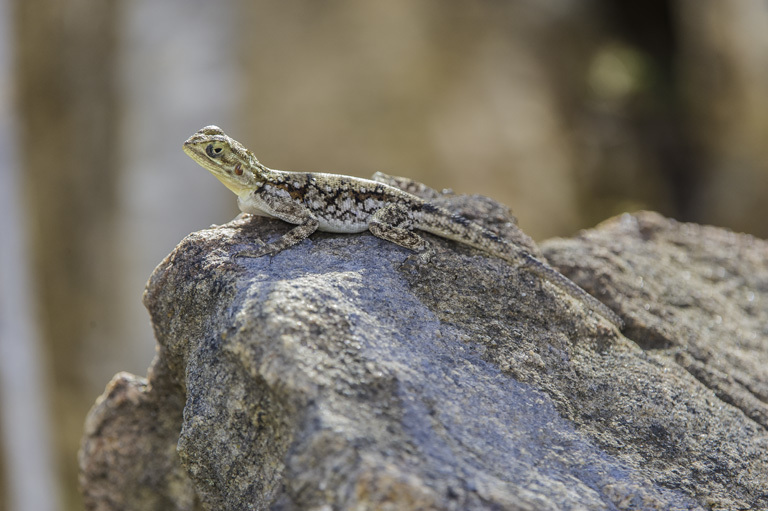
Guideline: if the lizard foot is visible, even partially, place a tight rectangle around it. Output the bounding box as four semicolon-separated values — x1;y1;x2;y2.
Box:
232;240;272;259
398;248;435;272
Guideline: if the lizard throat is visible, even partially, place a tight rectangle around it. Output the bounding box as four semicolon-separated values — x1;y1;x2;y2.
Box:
213;172;251;195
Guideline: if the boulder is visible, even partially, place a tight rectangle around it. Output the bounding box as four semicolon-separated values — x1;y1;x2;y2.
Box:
80;201;768;510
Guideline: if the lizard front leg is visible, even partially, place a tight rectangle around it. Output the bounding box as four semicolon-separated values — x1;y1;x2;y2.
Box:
368;203;431;255
236;190;319;258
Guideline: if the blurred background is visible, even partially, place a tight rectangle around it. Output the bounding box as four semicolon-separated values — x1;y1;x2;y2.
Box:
1;0;767;509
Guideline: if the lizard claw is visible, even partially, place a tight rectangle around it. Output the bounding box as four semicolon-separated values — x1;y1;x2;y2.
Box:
234;248;272;259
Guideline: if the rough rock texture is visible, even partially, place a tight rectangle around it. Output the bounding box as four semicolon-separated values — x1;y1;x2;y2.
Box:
80;197;768;510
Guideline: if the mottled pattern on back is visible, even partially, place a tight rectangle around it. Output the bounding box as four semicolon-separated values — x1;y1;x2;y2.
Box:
262;172;425;232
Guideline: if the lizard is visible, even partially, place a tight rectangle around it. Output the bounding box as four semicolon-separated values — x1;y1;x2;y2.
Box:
183;125;624;330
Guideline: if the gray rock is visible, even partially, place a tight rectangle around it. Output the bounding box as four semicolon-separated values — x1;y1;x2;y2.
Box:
80;204;768;510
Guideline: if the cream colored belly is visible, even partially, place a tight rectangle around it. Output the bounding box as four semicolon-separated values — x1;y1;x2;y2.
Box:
316;218;369;233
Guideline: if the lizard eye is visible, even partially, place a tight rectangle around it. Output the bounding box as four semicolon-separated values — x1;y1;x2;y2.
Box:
206;143;224;158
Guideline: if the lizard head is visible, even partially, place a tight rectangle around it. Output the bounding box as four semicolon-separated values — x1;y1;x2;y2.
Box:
183;125;264;195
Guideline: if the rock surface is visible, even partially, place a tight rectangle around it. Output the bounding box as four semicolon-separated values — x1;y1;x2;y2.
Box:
80;196;768;510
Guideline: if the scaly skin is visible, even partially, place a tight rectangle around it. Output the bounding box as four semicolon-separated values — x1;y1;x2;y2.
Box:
183;125;624;330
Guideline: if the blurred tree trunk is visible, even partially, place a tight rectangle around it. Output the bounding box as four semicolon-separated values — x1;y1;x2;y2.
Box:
676;0;768;237
13;0;119;509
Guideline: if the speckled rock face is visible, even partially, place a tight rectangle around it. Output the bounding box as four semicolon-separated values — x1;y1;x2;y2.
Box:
80;204;767;511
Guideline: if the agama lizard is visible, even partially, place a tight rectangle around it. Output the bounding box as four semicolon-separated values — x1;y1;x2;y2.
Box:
183;125;624;329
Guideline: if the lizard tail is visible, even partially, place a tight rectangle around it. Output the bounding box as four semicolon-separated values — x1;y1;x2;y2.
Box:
413;203;624;330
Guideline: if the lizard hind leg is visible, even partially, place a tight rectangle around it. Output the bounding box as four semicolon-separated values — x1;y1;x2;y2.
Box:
371;172;442;200
368;203;430;253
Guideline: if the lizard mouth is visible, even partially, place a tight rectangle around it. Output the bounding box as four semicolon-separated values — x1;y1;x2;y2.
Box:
182;142;215;172
182;142;251;196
